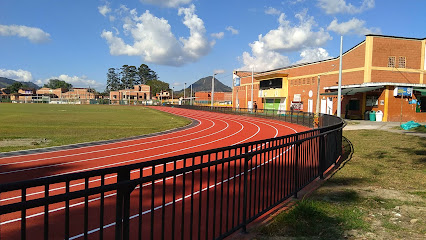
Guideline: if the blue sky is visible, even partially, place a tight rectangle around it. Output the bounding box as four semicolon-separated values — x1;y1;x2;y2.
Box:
0;0;425;91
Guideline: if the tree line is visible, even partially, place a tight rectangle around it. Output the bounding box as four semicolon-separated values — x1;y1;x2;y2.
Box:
106;64;170;96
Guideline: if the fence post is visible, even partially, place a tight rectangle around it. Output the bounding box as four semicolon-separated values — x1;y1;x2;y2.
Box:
319;132;326;179
294;135;299;199
242;146;250;233
115;168;132;240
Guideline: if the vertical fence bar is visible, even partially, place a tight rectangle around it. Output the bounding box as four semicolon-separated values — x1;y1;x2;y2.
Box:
21;188;26;240
44;184;49;240
242;146;249;233
162;163;167;240
65;181;70;240
294;136;299;199
84;177;89;240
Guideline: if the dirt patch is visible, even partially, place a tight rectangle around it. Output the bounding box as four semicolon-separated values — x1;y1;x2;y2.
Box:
0;138;50;147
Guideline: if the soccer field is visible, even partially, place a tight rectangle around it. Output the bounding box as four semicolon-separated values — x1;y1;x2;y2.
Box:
0;104;191;152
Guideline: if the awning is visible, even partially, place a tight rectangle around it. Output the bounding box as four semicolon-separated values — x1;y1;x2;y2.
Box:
413;88;426;96
321;86;383;96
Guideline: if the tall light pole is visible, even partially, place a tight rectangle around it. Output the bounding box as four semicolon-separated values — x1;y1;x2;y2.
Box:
184;82;186;104
251;67;254;110
190;84;193;105
172;86;174;104
337;35;343;117
211;73;216;108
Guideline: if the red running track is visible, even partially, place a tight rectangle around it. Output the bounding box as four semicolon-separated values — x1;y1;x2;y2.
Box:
0;107;310;239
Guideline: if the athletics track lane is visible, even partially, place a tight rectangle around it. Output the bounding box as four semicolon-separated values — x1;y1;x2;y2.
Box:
0;107;310;239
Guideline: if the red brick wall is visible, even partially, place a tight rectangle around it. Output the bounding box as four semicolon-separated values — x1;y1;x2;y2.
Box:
371;70;420;83
386;86;425;122
372;37;422;69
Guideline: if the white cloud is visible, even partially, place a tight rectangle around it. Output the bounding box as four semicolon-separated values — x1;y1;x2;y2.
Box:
211;32;224;39
140;0;192;8
226;26;239;35
265;7;281;15
297;48;331;64
0;24;50;43
317;0;375;15
214;69;225;74
0;69;33;82
239;10;331;71
98;3;111;17
101;4;212;66
36;75;104;89
327;18;381;35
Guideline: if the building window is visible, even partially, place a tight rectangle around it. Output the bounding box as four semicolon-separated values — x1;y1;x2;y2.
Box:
398;57;406;68
302;79;306;85
388;56;396;68
298;79;301;85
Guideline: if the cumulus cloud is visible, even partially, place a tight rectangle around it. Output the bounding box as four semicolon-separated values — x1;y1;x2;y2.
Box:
36;75;104;89
317;0;375;15
211;32;224;39
101;4;212;66
297;48;331;64
0;69;33;82
0;24;50;43
265;7;281;15
327;18;381;35
239;10;331;71
98;3;111;16
226;26;239;35
140;0;192;8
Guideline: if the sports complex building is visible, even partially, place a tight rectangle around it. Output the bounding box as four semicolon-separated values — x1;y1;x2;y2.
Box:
233;35;426;122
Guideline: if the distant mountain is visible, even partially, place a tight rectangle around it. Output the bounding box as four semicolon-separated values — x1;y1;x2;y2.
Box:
0;77;40;89
176;76;231;94
191;76;232;92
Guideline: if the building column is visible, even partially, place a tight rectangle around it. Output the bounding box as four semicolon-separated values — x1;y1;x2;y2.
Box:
361;92;366;116
383;86;390;122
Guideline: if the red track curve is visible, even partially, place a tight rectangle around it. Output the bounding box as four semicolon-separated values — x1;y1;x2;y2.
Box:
0;107;310;240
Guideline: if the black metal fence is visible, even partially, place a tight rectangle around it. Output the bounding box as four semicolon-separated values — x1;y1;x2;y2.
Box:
0;107;344;240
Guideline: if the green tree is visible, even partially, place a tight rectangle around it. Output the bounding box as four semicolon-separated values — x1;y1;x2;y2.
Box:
138;64;158;84
6;82;27;93
119;65;139;89
146;79;169;97
43;79;73;91
106;68;120;92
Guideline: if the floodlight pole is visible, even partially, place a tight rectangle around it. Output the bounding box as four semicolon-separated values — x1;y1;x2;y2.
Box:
251;67;254;110
190;84;193;105
172;87;174;104
337;35;343;117
184;83;186;104
211;74;216;108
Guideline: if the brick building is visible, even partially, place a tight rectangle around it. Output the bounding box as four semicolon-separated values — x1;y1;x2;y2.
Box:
194;91;232;105
233;35;426;122
109;84;151;104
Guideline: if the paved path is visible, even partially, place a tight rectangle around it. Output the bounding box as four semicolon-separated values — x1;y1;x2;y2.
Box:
344;120;426;138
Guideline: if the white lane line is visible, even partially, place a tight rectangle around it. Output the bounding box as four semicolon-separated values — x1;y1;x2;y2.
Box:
0;115;260;203
0;108;203;160
0;118;233;176
0;114;211;166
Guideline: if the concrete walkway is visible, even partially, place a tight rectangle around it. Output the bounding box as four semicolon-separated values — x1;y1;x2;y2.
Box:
343;120;426;138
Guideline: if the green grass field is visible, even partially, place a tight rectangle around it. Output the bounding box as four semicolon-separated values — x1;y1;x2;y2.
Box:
0;104;191;152
256;130;425;239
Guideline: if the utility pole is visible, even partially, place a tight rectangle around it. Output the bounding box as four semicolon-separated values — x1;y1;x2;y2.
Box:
251;67;254;111
190;84;193;105
337;36;343;117
172;86;174;104
184;83;186;104
211;74;216;108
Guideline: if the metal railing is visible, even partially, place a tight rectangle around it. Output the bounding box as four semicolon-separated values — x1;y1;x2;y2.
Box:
0;107;344;240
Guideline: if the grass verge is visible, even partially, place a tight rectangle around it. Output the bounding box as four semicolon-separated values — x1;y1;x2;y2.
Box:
0;104;191;152
254;130;426;239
